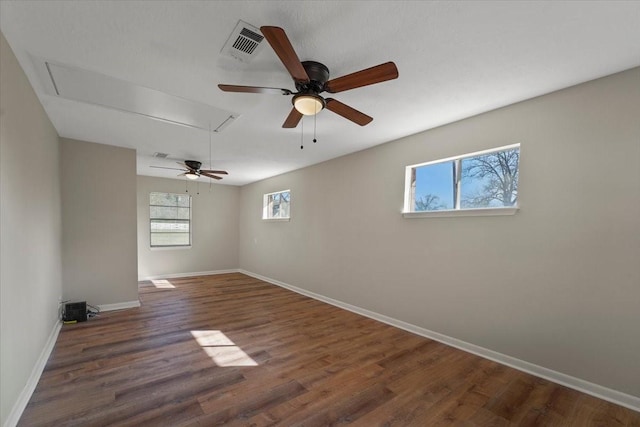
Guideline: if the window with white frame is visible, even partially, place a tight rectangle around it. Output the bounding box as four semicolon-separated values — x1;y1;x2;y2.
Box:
263;190;290;219
150;192;191;247
404;144;520;214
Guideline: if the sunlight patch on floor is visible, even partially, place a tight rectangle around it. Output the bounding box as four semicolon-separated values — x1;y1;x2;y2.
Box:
151;279;175;289
191;330;258;367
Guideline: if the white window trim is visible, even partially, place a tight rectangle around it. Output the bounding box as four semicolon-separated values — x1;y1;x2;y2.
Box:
150;245;192;251
403;143;520;216
262;189;291;220
403;206;519;218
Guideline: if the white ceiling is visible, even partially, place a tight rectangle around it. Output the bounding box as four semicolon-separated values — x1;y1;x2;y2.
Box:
2;1;639;186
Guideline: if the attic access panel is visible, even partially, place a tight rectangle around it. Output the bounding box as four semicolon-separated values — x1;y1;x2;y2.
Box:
45;62;236;132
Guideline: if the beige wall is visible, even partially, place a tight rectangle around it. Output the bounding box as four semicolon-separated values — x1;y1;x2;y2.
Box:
239;68;640;397
60;138;138;306
0;32;62;425
137;176;239;279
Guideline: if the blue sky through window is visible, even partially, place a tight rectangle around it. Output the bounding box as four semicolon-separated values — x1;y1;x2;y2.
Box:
414;162;454;210
460;157;497;207
408;145;519;212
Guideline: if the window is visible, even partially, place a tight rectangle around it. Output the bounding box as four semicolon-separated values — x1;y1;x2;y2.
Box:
263;190;290;220
150;192;191;247
404;144;519;215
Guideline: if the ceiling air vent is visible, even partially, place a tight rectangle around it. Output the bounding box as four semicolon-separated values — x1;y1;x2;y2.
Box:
222;21;265;63
153;152;169;158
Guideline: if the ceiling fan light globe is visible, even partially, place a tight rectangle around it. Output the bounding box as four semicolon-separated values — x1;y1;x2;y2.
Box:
185;172;199;180
293;94;324;116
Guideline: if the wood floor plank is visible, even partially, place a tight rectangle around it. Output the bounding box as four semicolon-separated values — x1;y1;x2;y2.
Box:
484;377;538;421
195;380;308;424
17;273;640;426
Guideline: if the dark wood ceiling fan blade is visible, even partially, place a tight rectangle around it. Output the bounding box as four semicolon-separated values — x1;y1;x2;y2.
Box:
325;98;373;126
324;62;398;93
200;169;228;175
200;172;223;180
282;107;303;128
150;166;186;171
260;26;310;83
218;84;292;95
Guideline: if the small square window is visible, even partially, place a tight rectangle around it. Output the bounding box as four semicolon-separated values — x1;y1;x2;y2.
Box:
263;190;290;219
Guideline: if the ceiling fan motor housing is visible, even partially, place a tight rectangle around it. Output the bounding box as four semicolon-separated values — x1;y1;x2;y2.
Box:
291;61;330;113
185;160;202;170
296;61;330;94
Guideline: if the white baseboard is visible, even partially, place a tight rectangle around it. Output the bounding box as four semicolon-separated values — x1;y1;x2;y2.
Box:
239;269;640;412
139;269;239;281
3;319;61;427
97;300;141;312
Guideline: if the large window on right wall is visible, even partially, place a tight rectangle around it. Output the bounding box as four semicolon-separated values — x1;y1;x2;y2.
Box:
403;144;520;217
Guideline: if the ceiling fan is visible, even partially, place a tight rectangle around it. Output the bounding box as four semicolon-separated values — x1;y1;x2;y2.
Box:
150;160;228;180
218;26;398;128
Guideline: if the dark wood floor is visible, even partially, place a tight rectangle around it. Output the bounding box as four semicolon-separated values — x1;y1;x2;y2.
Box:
19;273;640;426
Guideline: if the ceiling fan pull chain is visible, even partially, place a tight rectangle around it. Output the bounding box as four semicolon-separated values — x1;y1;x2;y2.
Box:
300;117;304;149
185;177;189;193
313;113;317;143
209;122;213;192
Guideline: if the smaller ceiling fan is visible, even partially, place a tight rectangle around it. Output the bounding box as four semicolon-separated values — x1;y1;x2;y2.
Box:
150;160;228;180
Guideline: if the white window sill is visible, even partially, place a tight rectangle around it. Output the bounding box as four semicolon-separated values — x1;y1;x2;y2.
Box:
403;207;519;218
150;246;192;251
262;217;290;222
